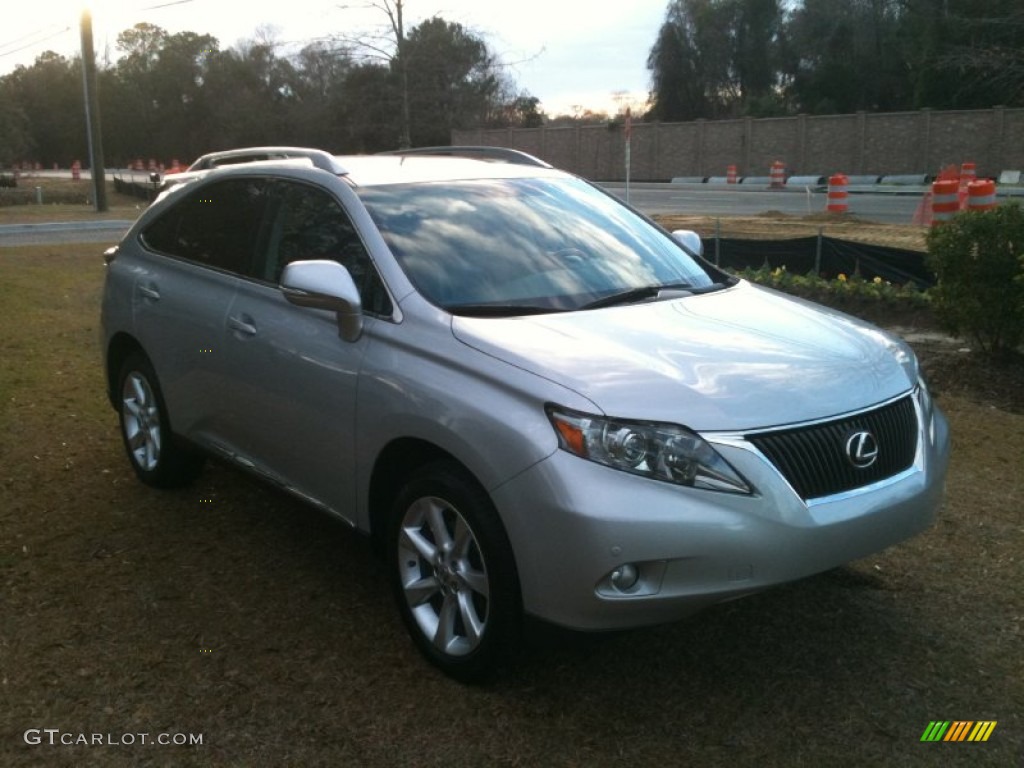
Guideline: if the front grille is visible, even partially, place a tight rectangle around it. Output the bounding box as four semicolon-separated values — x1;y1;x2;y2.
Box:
747;395;918;500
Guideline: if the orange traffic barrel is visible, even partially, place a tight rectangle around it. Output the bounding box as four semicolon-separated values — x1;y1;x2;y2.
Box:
727;164;737;184
827;173;849;213
770;160;785;188
960;161;977;186
967;179;997;211
931;179;960;224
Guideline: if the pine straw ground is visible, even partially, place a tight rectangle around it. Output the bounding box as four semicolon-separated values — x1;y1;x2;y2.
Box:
1;218;1022;767
654;211;931;251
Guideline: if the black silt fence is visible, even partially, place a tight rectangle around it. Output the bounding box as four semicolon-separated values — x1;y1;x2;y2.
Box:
702;236;933;288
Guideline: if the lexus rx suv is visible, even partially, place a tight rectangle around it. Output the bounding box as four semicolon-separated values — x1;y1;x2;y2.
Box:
100;147;950;680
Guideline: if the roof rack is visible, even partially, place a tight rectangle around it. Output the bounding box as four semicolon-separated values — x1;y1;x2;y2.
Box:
189;146;348;176
378;146;552;168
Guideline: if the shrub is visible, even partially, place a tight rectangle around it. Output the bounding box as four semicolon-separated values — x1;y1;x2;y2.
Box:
735;266;931;313
926;203;1024;359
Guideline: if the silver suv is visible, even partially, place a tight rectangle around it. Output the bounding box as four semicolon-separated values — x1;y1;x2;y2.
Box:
100;148;950;681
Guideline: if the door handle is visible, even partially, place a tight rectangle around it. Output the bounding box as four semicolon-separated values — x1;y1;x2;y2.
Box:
228;315;257;336
138;284;160;300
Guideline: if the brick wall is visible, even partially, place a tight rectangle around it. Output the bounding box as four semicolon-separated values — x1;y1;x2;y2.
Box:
453;107;1024;181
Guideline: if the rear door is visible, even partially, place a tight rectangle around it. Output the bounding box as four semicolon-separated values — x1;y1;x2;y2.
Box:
133;178;271;445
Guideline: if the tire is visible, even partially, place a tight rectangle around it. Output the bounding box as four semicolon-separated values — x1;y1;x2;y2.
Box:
116;354;204;488
388;460;521;683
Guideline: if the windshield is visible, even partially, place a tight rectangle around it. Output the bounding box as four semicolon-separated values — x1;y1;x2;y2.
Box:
356;177;716;312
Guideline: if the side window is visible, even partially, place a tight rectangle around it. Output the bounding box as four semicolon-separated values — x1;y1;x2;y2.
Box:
142;179;269;276
261;181;392;315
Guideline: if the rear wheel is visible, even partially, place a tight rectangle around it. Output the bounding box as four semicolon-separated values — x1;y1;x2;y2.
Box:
389;461;521;682
117;354;204;488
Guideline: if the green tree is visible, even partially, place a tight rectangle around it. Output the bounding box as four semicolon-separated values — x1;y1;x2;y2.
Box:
334;4;511;147
905;0;1024;108
732;0;787;114
149;31;220;159
646;0;785;121
0;81;34;166
109;23;170;161
290;42;357;150
339;62;400;151
333;0;413;148
488;95;545;129
784;0;910;114
647;13;703;120
403;17;503;146
2;52;84;166
201;38;300;149
104;24;220;163
0;12;523;166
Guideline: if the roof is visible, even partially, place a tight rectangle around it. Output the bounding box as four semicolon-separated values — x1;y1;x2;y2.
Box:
377;146;552;168
161;145;562;192
335;154;561;187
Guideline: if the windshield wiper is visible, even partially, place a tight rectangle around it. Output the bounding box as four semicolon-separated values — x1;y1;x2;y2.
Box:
446;303;567;317
580;281;726;310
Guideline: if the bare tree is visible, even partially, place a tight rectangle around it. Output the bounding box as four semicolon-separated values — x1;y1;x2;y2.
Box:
336;1;412;148
932;7;1024;106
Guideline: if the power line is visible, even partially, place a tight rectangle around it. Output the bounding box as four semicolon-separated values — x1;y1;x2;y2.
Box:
0;0;195;67
0;26;73;59
141;0;196;9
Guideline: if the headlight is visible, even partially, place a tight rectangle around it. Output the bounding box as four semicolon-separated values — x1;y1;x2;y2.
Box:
886;334;920;384
916;376;932;416
546;406;752;494
916;376;936;443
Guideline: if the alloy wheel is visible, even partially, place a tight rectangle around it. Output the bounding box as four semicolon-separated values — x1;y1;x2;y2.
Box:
397;495;491;657
121;370;162;472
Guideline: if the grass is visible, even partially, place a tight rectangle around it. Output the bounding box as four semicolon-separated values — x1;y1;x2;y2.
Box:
1;240;1022;766
0;177;144;223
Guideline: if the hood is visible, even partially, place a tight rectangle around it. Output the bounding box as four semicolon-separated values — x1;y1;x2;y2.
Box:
451;283;915;432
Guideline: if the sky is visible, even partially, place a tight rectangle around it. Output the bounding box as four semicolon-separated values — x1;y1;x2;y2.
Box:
0;0;670;116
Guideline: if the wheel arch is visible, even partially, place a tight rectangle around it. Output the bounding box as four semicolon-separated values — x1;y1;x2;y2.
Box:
367;438;478;557
105;332;148;408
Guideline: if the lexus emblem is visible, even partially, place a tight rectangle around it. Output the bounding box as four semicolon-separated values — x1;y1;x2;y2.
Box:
845;430;879;469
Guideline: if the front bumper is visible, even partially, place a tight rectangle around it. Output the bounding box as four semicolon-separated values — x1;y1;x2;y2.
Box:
492;401;950;631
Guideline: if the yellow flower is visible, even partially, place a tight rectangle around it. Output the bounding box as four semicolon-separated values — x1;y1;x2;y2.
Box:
873;276;883;284
838;273;847;282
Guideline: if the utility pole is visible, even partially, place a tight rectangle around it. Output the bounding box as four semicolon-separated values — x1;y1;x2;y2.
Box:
396;0;410;149
80;9;108;212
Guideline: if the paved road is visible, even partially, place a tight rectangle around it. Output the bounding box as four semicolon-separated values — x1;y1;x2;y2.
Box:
4;180;1021;245
0;221;131;247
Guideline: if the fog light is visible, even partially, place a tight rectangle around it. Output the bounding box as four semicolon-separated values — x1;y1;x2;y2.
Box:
609;563;640;592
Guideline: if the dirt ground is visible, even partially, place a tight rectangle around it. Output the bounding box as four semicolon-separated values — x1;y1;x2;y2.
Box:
654;211;930;251
1;213;1022;766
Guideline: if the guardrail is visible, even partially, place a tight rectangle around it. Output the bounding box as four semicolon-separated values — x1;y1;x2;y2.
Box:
669;173;1024;196
112;169;162;201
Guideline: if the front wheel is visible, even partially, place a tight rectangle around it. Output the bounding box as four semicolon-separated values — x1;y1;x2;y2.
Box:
117;354;204;488
389;461;521;682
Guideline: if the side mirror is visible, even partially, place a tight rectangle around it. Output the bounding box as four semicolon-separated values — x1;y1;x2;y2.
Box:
280;259;364;342
671;229;704;258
